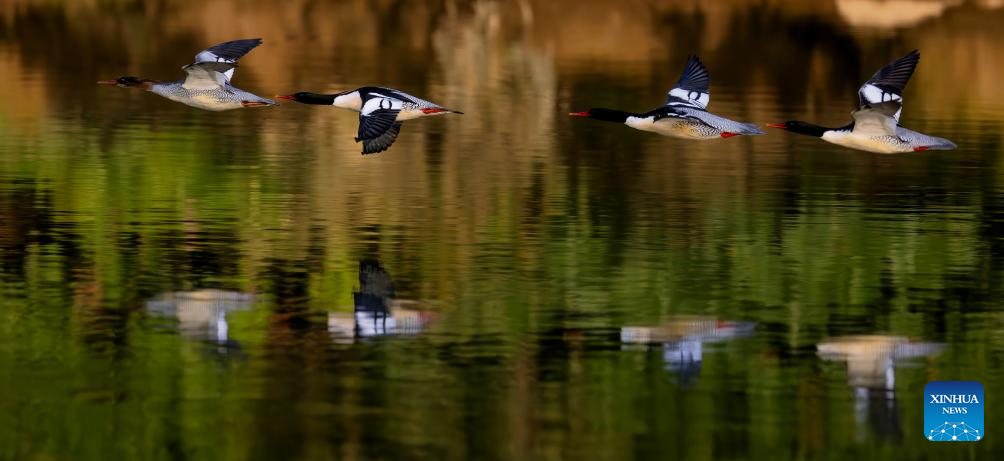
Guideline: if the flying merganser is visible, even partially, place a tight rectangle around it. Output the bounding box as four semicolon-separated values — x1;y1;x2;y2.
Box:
98;38;276;111
569;56;764;139
767;50;956;153
276;87;462;154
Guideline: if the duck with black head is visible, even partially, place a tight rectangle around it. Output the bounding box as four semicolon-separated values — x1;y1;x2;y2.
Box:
569;56;764;139
276;87;462;155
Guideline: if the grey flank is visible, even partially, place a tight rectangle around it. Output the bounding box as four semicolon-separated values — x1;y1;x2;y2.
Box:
677;107;765;135
151;81;276;112
896;126;957;150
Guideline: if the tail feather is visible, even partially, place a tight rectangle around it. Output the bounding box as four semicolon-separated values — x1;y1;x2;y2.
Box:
896;127;957;150
927;137;957;150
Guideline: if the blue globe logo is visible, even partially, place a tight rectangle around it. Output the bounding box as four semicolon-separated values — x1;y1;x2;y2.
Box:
928;422;980;441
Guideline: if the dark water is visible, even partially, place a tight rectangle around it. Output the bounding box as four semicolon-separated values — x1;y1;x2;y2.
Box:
1;1;1003;459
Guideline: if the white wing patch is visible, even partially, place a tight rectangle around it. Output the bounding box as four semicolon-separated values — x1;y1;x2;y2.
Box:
195;50;224;62
194;51;236;81
361;96;403;115
859;83;904;121
666;88;710;109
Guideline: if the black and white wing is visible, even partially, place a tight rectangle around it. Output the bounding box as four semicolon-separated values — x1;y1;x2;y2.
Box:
183;38;263;89
857;50;919;123
356;95;402;154
664;56;711;110
354;259;395;307
361;123;403;154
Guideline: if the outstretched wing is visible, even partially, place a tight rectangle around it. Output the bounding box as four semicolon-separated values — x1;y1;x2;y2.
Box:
857;50;919;123
358;260;395;296
190;38;263;82
361;123;403;154
665;56;711;109
357;110;400;140
357;95;402;139
354;94;408;153
354;260;395;307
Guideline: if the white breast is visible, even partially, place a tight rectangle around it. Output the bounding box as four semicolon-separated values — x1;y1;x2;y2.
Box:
333;91;364;111
625;116;657;132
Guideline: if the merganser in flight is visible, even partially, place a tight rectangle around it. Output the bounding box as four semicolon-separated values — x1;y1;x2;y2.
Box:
569;56;764;139
276;87;462;154
767;50;956;153
98;38;276;111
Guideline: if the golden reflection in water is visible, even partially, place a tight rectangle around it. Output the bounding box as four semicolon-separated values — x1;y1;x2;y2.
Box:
817;335;944;391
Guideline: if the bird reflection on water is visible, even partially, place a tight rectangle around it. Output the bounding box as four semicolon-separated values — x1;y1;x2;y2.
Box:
144;289;255;350
620;317;756;386
817;335;945;441
327;260;437;343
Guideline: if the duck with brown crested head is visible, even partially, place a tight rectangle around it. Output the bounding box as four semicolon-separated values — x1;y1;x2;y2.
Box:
767;50;956;153
98;38;275;111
